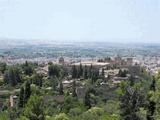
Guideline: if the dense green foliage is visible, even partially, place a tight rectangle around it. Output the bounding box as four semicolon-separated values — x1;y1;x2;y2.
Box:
147;77;156;120
0;62;6;74
3;66;22;86
23;94;45;120
31;73;43;87
1;62;160;120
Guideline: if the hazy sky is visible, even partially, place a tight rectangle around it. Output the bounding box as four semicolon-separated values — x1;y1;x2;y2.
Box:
0;0;160;43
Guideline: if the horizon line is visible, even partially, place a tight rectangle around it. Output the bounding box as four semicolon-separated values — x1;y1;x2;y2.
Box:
0;37;160;44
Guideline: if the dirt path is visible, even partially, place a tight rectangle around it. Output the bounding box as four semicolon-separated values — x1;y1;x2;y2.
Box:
0;89;20;94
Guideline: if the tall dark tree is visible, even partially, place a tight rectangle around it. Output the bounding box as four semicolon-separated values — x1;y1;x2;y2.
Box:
91;70;97;84
71;65;77;79
130;74;135;86
59;81;64;95
147;77;156;120
84;65;88;79
76;68;81;78
14;67;21;83
90;64;93;70
150;76;156;91
24;81;31;105
91;69;99;83
84;91;91;109
95;69;99;80
8;68;16;86
72;80;77;98
88;64;93;78
3;71;9;84
101;68;105;80
25;61;28;67
18;86;24;108
79;63;83;76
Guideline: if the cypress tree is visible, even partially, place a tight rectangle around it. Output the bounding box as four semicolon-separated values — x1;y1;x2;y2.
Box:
88;64;93;78
25;61;28;67
59;81;64;95
24;81;31;105
79;63;83;76
91;70;97;84
84;91;91;109
8;68;15;86
130;74;135;86
94;69;99;81
84;65;88;79
18;86;24;108
91;64;93;70
102;68;105;80
72;65;77;79
72;80;77;98
76;68;81;78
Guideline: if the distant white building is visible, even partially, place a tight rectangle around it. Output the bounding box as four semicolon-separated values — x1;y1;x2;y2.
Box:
62;80;73;88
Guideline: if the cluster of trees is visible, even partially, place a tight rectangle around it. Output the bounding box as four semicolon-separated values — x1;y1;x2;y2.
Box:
2;61;38;86
22;61;35;76
0;62;6;74
118;69;128;77
71;64;99;83
71;64;83;78
105;57;111;61
119;85;144;119
147;76;156;120
1;61;66;89
2;61;160;120
3;66;22;86
47;64;68;92
97;59;104;62
115;70;160;120
22;94;45;120
147;72;160;119
48;64;68;78
97;57;111;62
